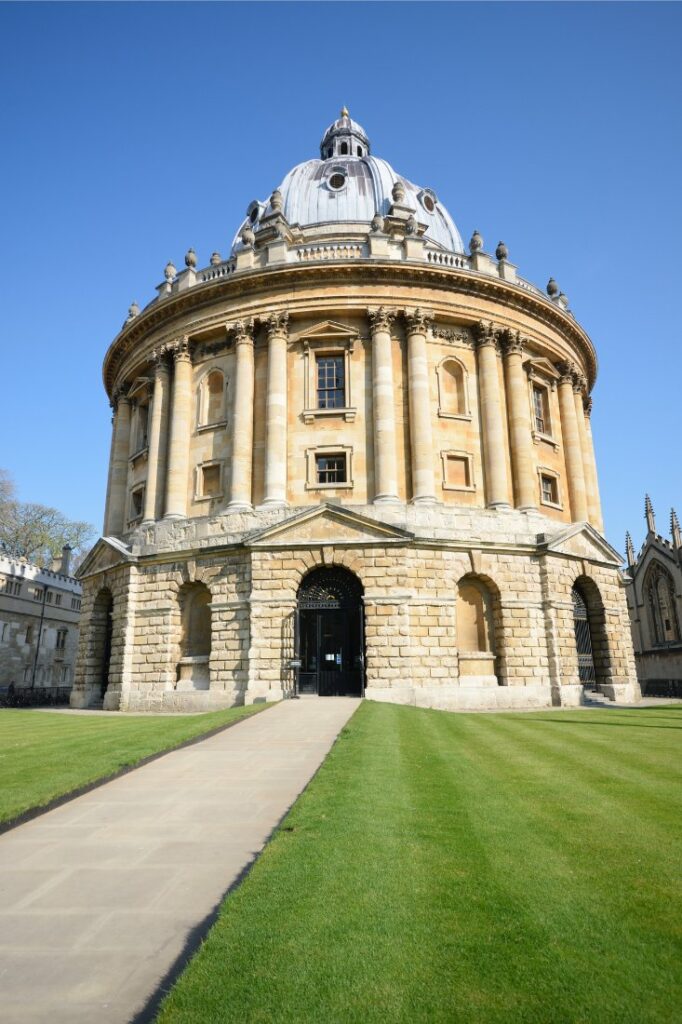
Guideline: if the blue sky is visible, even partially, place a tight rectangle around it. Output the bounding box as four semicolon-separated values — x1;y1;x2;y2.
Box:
0;1;679;554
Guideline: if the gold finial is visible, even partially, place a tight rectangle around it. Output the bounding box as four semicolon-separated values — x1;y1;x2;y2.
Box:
340;105;349;118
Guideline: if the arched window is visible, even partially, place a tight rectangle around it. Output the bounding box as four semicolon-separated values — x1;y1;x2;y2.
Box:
199;369;226;427
457;578;495;653
437;358;468;418
340;141;348;155
91;588;113;702
646;563;680;645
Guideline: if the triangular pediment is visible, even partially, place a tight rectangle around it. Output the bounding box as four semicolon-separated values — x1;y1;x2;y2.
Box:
295;320;359;342
524;356;560;382
246;504;414;548
538;523;622;566
76;536;135;580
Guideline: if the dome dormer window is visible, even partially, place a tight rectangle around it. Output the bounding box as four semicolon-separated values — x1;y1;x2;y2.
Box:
328;170;347;191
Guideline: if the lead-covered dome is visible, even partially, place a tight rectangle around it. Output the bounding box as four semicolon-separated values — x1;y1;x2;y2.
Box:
233;109;465;255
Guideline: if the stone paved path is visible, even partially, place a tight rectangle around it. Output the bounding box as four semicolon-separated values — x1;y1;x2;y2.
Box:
0;698;358;1024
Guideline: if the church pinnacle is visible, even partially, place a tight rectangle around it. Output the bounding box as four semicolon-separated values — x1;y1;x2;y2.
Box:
645;493;656;534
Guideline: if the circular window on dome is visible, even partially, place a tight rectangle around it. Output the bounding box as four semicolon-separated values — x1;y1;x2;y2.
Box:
419;190;437;214
328;170;347;191
246;200;260;225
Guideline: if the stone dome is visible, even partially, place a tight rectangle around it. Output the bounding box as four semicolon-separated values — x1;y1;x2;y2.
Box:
232;109;465;255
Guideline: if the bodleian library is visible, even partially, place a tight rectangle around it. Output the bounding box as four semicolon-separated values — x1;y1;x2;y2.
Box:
72;110;640;712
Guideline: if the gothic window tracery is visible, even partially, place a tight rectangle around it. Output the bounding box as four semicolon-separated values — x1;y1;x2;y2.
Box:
645;562;680;645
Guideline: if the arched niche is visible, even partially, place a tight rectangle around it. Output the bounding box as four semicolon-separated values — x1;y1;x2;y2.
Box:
198;368;226;428
436;357;470;418
644;561;680;646
456;575;500;686
176;581;212;690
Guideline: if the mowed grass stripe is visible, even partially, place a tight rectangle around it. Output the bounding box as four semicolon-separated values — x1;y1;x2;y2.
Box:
157;702;682;1024
0;704;269;825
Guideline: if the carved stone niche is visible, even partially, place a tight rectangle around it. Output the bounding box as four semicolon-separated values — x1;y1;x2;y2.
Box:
295;320;359;424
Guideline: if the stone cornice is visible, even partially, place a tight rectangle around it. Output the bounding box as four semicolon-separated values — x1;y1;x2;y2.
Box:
103;261;598;396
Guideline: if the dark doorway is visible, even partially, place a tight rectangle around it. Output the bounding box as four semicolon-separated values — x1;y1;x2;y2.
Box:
297;567;364;696
572;585;596;685
92;588;114;701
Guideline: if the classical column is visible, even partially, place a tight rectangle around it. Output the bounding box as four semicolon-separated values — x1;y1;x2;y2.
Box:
105;391;132;536
582;397;604;533
557;363;588;522
368;307;399;503
501;330;536;510
143;350;171;523
405;308;436;503
475;322;511;508
262;312;289;507
164;338;193;519
228;320;255;510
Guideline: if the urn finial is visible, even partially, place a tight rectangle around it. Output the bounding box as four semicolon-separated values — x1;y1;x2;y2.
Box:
547;277;559;297
210;251;222;267
241;225;255;247
127;301;140;322
392;180;405;204
164;260;177;282
495;241;508;261
270;189;283;212
184;247;197;268
469;230;483;254
370;212;385;233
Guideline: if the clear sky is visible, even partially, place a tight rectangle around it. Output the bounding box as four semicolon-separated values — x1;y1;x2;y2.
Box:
1;1;679;555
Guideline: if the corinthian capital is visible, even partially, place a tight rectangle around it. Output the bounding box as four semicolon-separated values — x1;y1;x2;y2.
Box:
368;307;396;332
474;320;501;350
169;335;191;364
266;311;289;339
556;359;577;385
228;319;255;347
499;328;524;356
404;308;434;335
572;371;588;396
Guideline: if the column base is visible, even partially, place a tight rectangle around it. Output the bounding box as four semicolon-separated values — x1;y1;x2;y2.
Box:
373;495;401;505
410;495;438;505
227;501;253;513
486;501;512;510
163;512;186;520
517;504;538;513
258;499;289;510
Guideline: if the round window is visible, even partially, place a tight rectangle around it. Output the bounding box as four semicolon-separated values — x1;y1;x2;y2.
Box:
328;172;346;190
246;200;260;225
420;190;437;213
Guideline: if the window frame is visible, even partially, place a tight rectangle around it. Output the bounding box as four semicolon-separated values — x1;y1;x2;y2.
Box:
440;450;476;492
300;327;357;424
197;367;228;432
195;460;224;502
537;467;563;510
129;485;146;524
305;445;354;491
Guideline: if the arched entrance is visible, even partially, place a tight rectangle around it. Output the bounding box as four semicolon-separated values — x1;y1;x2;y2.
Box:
297;567;364;697
572;584;596;685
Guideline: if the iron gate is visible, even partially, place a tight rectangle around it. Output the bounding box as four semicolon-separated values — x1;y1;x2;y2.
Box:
572;586;596;685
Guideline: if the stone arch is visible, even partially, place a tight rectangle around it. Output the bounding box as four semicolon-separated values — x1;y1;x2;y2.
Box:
296;565;365;697
643;560;680;645
90;587;114;703
436;356;469;417
456;573;504;685
176;581;212;691
572;575;611;689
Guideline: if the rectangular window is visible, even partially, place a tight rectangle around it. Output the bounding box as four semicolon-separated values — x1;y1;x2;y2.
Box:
541;474;558;505
130;487;145;520
54;593;62;607
316;355;345;409
533;385;550;435
33;588;43;602
137;404;149;450
71;597;81;611
201;464;221;497
56;628;67;650
24;666;31;682
25;624;33;644
315;453;347;485
1;622;8;642
46;591;53;604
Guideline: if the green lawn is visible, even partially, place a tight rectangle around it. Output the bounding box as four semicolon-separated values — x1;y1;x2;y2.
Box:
0;703;268;826
158;701;682;1024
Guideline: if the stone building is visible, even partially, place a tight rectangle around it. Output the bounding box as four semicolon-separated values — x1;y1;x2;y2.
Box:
72;110;639;712
0;548;81;700
624;497;682;696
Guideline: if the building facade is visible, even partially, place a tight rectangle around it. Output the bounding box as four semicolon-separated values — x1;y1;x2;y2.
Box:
0;550;81;700
72;110;639;712
624;498;682;696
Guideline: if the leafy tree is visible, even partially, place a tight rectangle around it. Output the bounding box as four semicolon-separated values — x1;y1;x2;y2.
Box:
0;469;95;570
